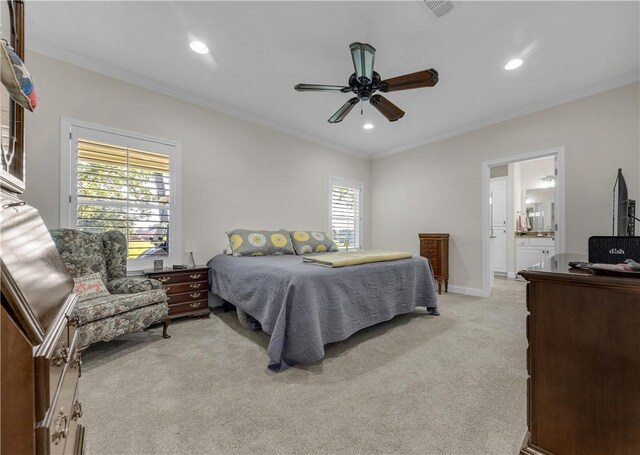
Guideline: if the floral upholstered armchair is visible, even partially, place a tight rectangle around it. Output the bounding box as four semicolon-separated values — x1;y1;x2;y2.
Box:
49;229;170;348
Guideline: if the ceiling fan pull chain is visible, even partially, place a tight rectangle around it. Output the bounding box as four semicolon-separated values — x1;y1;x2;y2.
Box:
361;99;363;115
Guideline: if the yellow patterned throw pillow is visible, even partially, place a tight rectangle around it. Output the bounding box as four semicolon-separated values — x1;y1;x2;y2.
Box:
226;229;295;257
289;231;339;255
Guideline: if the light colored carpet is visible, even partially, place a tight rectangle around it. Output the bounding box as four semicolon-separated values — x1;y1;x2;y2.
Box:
81;277;528;455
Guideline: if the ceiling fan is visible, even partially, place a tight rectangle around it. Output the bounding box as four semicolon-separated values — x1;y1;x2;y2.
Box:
294;42;439;124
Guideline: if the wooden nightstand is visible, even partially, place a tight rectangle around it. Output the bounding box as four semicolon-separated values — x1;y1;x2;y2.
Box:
145;266;210;319
418;233;449;294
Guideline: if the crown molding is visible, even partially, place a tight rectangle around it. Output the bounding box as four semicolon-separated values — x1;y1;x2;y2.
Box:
27;38;638;162
372;71;640;160
26;39;371;161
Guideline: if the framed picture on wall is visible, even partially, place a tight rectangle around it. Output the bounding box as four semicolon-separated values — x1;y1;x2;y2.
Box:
1;0;26;194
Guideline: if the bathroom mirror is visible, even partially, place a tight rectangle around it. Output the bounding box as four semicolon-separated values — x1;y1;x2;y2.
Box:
524;188;554;232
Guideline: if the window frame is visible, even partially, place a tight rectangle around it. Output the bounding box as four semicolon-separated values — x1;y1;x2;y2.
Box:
60;118;182;272
328;176;363;250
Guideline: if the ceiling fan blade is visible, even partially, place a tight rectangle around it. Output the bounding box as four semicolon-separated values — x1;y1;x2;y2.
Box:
370;95;405;122
295;84;350;92
379;69;439;92
349;42;376;83
328;97;359;123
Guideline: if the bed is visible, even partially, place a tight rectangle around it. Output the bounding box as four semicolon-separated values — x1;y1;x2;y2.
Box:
207;254;438;371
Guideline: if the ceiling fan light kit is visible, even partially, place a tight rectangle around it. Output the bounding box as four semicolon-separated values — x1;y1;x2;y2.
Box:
295;42;439;124
350;42;376;83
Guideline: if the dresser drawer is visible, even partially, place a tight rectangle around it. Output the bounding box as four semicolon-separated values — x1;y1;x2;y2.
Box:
163;280;207;295
425;256;439;266
35;317;79;421
169;299;208;316
167;290;207;305
151;270;207;285
37;364;80;455
423;249;439;258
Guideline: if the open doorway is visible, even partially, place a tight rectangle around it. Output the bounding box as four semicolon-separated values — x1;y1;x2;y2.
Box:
481;147;566;297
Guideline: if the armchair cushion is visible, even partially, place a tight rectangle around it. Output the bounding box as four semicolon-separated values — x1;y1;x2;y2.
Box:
107;277;162;294
77;303;168;348
72;288;167;325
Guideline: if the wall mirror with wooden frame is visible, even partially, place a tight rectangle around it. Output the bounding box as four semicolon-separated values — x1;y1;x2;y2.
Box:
1;0;25;194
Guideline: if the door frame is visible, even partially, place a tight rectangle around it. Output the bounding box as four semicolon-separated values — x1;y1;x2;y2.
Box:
481;146;565;297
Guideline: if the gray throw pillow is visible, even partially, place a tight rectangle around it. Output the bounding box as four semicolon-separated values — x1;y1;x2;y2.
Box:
289;230;339;255
227;229;295;257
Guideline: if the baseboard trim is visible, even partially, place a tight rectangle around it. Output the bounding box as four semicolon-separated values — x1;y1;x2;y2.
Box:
507;272;517;279
447;285;486;298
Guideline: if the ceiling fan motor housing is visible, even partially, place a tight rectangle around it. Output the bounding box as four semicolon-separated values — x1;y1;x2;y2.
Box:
348;71;382;101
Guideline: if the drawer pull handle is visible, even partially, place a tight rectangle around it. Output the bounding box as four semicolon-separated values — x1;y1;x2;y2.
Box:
72;400;83;421
52;411;69;445
190;302;202;308
189;273;202;279
189;283;201;289
70;351;83;377
158;277;171;283
52;344;70;367
190;292;202;298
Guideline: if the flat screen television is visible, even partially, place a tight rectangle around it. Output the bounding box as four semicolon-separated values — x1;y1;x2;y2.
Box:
613;168;636;236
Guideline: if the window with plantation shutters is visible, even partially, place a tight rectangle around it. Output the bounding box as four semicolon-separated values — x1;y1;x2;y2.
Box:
330;178;363;250
61;121;181;270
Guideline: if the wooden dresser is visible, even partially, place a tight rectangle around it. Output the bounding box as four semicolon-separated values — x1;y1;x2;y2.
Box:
1;198;85;455
520;254;640;455
418;233;449;294
145;266;210;319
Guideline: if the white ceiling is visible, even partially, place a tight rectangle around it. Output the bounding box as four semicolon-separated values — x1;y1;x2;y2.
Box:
26;1;639;157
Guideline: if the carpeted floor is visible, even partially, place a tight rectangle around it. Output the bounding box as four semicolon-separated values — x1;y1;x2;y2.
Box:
81;277;528;455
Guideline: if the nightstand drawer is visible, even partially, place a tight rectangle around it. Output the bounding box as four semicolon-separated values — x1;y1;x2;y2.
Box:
167;290;207;305
169;300;208;316
163;281;207;295
150;272;206;285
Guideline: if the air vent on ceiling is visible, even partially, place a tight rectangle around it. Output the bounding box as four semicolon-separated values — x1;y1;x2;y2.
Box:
423;0;454;18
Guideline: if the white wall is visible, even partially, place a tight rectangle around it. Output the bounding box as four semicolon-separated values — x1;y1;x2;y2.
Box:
22;52;370;265
371;82;640;294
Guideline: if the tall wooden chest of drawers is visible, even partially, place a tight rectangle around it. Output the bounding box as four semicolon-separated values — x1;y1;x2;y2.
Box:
1;197;85;455
145;266;210;319
520;255;640;455
418;233;449;294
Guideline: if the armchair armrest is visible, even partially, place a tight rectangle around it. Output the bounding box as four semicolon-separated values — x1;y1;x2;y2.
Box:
107;277;163;294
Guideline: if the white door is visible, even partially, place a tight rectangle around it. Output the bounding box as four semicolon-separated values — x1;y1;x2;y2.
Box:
490;178;507;227
490;177;508;278
492;228;507;273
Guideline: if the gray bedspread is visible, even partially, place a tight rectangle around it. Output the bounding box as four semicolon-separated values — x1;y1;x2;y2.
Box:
207;254;438;371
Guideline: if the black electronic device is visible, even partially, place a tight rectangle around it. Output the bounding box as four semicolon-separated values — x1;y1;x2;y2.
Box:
588;236;640;264
613;168;638;236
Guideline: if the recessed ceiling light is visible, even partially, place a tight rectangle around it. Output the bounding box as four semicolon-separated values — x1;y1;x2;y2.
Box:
505;58;523;71
190;41;209;54
363;123;374;130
